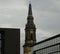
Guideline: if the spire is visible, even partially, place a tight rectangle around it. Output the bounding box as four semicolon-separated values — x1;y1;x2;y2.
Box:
26;0;36;29
28;1;32;16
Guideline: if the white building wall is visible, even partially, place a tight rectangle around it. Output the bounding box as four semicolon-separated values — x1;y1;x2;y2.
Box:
33;37;60;51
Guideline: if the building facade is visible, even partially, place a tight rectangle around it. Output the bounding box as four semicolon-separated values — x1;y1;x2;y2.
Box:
0;28;20;54
32;34;60;54
23;2;36;54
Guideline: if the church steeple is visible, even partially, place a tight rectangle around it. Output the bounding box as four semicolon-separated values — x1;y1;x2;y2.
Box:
23;2;36;54
25;2;36;42
26;2;35;29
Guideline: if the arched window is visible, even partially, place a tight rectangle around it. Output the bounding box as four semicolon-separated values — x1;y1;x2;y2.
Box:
31;34;33;40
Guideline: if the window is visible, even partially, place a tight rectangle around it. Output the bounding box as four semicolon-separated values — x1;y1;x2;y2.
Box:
33;51;36;54
31;34;33;40
0;32;4;54
0;33;2;54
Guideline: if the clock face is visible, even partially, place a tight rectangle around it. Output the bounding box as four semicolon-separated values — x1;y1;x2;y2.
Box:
30;30;33;34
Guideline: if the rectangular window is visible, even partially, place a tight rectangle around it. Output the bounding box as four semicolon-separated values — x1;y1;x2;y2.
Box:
33;51;36;54
0;32;4;54
0;33;1;54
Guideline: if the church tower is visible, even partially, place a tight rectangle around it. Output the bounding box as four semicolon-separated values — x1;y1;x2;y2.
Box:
23;2;36;54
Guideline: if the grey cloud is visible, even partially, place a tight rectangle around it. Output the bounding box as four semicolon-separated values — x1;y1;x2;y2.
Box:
30;0;60;35
0;8;27;27
0;0;60;54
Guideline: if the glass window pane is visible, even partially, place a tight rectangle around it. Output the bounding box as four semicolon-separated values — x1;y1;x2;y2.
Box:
0;33;1;39
0;49;1;54
0;40;1;48
0;40;1;54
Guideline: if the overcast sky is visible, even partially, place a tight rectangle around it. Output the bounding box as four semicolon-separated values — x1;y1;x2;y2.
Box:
0;0;60;54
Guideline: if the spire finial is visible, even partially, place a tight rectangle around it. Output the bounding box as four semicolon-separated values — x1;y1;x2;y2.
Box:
28;0;32;16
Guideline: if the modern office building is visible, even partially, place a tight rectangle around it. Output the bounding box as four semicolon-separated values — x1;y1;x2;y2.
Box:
0;28;20;54
32;34;60;54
